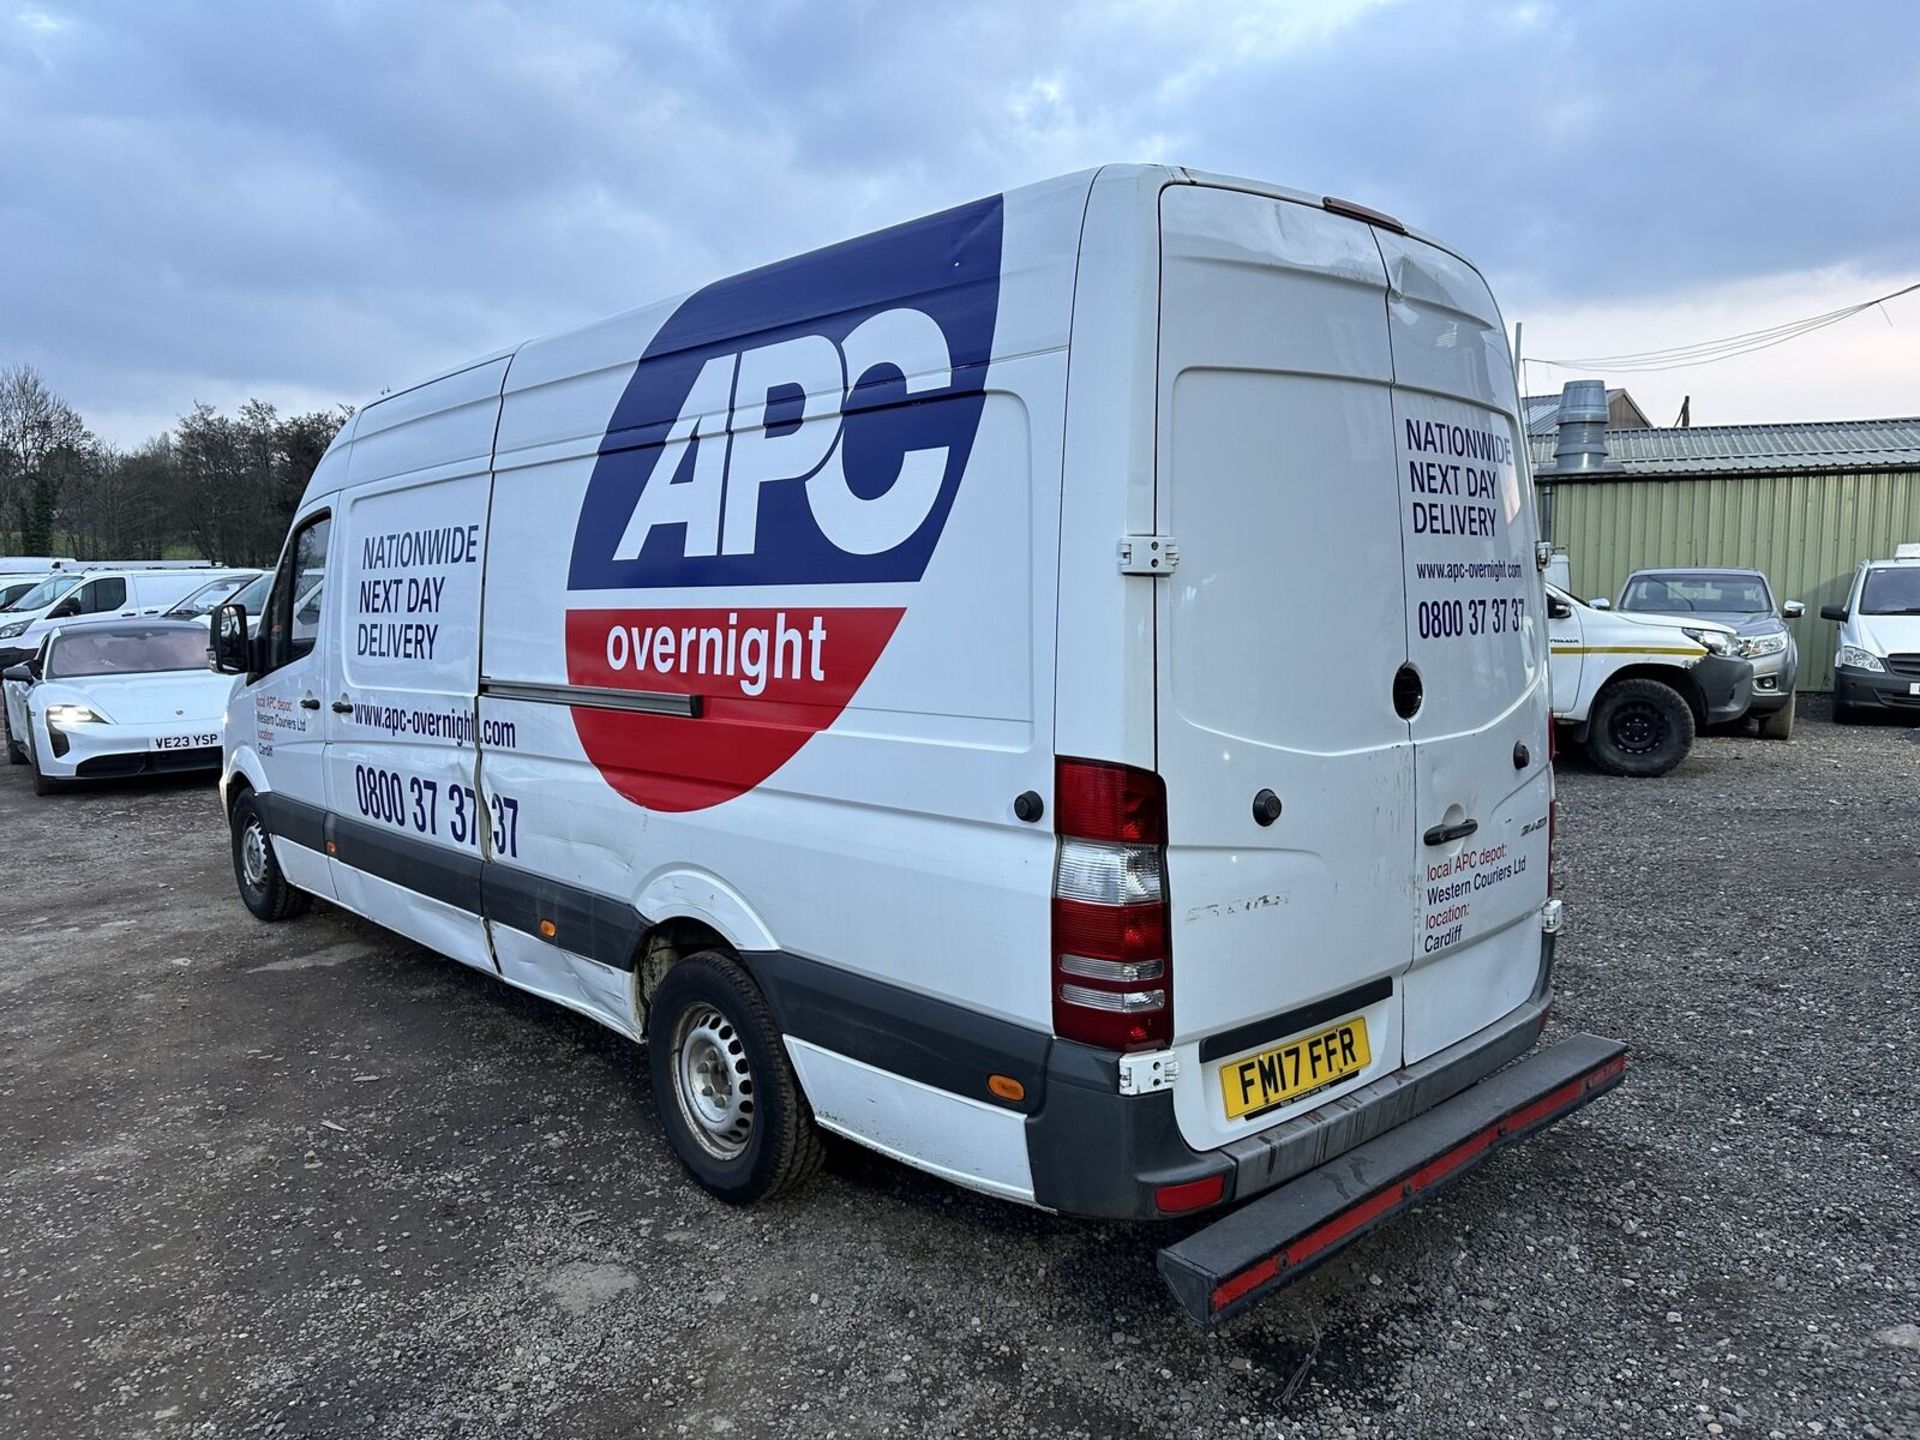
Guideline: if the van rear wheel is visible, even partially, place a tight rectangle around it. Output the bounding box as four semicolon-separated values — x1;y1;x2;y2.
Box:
646;949;824;1204
1588;677;1696;777
230;792;311;922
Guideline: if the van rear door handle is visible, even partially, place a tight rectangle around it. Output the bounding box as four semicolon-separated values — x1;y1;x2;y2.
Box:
331;697;352;714
1423;818;1478;846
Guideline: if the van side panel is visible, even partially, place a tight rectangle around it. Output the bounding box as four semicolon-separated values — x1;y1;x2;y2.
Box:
475;181;1089;1134
319;357;509;974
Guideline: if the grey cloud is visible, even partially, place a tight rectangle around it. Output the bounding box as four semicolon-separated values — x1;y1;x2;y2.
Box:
1;0;1914;446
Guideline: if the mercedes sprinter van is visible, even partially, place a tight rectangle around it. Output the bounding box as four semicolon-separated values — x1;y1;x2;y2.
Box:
213;166;1623;1321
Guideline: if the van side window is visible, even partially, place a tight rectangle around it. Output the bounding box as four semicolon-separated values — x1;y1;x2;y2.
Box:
263;514;331;674
77;577;127;614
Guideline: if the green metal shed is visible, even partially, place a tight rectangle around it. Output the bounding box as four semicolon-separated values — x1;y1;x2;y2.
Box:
1531;416;1920;694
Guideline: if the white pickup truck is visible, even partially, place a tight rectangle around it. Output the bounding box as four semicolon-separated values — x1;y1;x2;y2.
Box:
1545;582;1754;776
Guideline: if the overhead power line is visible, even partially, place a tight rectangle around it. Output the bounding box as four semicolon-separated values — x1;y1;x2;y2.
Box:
1529;280;1920;375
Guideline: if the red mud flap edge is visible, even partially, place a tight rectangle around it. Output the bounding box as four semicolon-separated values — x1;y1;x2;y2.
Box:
1157;1032;1627;1326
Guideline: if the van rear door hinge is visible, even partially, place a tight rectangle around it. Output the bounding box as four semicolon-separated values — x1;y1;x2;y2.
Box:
1118;535;1179;576
1117;1051;1180;1096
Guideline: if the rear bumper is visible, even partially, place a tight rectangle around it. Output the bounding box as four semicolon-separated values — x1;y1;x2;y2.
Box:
1158;1032;1627;1323
1025;935;1557;1219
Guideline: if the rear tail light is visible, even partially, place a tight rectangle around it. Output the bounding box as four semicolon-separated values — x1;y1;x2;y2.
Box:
1052;758;1171;1051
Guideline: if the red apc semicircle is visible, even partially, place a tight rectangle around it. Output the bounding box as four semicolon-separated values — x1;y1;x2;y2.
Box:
563;605;905;812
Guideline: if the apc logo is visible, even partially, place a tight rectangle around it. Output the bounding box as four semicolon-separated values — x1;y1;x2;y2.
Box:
566;196;1004;811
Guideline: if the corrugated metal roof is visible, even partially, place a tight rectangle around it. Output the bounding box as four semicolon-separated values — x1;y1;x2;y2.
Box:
1530;417;1920;477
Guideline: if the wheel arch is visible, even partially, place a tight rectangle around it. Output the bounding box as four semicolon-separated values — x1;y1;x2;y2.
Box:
629;914;742;1028
1593;663;1708;726
222;747;271;819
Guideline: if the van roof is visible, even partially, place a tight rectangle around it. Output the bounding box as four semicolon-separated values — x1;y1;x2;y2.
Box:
304;164;1478;513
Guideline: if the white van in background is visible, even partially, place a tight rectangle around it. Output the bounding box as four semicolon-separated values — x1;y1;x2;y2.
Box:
0;566;239;674
212;165;1624;1322
1822;543;1920;722
0;574;50;611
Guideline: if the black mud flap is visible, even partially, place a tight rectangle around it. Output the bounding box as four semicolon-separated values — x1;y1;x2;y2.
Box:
1158;1032;1627;1325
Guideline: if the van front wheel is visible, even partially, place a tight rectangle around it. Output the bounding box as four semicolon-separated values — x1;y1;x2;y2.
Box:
230;792;311;922
646;950;824;1204
1588;678;1696;777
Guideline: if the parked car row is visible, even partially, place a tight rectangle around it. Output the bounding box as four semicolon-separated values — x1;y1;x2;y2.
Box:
0;562;264;794
2;620;234;793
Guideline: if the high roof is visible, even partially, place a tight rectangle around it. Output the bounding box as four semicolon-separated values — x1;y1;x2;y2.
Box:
1529;416;1920;478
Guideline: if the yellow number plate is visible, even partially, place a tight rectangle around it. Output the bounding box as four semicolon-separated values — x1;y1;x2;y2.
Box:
1221;1016;1372;1121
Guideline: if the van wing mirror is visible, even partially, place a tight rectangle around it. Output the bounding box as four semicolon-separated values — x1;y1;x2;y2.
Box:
1818;604;1848;623
47;599;78;619
1780;601;1805;619
210;602;251;674
1546;597;1573;620
1;663;30;684
1588;597;1612;610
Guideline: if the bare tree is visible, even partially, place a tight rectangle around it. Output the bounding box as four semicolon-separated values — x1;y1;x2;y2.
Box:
0;363;351;561
0;365;88;551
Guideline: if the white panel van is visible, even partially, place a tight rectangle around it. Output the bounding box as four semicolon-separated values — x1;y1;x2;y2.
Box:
0;566;235;674
212;166;1624;1322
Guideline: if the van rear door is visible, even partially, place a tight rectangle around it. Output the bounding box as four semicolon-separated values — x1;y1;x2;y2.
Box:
1152;184;1417;1152
1377;231;1550;1064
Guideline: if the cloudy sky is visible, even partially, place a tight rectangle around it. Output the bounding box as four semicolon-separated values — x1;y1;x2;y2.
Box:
4;0;1917;447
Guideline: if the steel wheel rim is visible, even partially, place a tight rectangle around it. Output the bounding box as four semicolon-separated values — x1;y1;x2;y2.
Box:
669;1004;755;1161
240;820;269;890
1611;700;1667;755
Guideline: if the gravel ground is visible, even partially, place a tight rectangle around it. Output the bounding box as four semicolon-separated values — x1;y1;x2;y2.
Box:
0;697;1915;1439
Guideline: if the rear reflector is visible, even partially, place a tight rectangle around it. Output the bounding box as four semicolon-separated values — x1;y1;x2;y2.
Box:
1155;1174;1227;1215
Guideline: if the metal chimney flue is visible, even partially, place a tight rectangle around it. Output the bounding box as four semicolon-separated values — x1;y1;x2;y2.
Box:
1548;379;1622;474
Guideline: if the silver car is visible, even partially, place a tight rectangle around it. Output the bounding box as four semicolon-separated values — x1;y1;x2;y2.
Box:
1611;567;1804;739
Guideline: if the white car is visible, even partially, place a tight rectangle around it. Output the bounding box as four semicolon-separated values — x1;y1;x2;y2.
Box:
3;619;233;794
1546;583;1753;776
1822;543;1920;722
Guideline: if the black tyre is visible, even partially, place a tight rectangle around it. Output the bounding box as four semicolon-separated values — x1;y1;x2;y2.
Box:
3;706;23;765
230;791;310;921
646;949;824;1204
1587;677;1696;777
1756;694;1796;740
29;740;61;796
